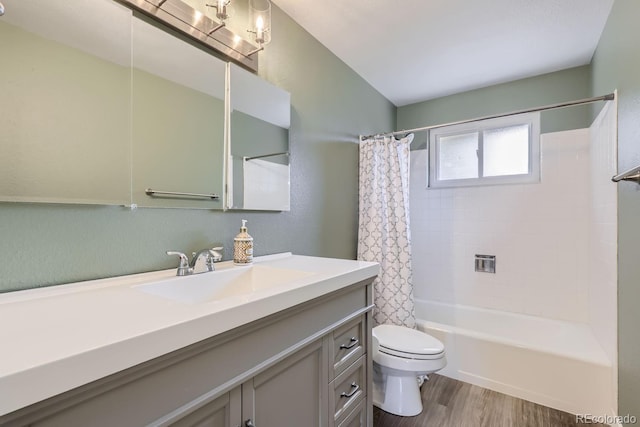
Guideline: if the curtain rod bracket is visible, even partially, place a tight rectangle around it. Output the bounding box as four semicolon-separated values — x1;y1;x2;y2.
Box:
612;165;640;184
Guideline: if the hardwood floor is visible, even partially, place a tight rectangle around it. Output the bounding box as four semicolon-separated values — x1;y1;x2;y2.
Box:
372;374;606;427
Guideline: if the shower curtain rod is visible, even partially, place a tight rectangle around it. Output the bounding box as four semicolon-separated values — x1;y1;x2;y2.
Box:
361;93;615;141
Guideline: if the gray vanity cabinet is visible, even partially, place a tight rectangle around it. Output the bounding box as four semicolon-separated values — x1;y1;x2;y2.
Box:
171;339;325;427
241;339;326;427
170;390;241;427
0;279;374;427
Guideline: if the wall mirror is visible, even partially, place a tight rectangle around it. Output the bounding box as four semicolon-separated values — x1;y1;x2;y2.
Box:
0;0;287;210
0;0;133;205
131;15;226;209
227;63;291;211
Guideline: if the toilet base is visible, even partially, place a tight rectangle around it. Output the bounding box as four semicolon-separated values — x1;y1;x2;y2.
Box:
372;363;424;417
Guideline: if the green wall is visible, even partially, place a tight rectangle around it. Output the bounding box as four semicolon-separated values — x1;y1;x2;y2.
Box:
591;0;640;420
397;65;593;149
0;4;395;292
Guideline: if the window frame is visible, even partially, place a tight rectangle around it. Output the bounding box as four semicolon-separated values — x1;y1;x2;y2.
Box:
428;112;541;188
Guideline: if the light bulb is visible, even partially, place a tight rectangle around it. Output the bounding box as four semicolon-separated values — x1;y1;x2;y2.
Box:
255;16;264;43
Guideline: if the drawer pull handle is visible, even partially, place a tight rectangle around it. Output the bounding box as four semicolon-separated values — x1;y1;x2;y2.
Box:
340;337;359;350
245;419;256;427
340;382;360;398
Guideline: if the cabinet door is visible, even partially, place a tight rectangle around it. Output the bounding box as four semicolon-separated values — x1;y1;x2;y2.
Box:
241;340;327;427
169;388;241;427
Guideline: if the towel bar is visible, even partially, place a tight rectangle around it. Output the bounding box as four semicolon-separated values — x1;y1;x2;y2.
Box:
145;188;220;199
245;152;289;161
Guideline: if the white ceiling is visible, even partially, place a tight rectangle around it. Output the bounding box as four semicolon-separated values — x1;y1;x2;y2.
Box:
272;0;614;107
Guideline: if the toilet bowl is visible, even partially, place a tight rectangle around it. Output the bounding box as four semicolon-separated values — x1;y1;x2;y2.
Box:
372;324;446;416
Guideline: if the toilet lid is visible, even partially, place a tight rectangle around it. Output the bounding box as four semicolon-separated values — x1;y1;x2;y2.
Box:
373;324;444;355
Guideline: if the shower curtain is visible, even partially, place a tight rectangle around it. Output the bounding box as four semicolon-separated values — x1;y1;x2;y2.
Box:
357;134;415;328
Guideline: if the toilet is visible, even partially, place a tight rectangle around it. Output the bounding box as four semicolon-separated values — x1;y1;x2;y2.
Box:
372;324;446;416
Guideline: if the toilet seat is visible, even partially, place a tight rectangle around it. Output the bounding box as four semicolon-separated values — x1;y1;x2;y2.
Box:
373;324;444;360
379;346;444;360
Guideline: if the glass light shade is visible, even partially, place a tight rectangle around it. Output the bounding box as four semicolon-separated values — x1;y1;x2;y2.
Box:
210;0;233;22
249;0;271;45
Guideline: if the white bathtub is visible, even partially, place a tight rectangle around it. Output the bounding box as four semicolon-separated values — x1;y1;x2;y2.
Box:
415;299;615;418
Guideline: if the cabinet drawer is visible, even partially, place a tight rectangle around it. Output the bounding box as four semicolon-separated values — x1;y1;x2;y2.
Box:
331;315;365;379
337;399;366;427
330;355;365;422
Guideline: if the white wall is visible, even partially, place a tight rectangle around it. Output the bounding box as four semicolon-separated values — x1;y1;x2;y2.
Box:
410;129;592;323
588;101;618;410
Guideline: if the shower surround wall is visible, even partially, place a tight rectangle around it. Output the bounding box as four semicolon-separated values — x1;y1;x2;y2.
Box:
410;110;618;413
410;129;591;322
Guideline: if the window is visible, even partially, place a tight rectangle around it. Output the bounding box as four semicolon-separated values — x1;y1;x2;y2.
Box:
428;112;540;188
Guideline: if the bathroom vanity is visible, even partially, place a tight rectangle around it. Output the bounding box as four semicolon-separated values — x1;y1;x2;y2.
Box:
0;254;378;427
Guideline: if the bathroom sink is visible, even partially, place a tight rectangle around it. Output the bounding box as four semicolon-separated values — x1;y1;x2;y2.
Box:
134;264;316;304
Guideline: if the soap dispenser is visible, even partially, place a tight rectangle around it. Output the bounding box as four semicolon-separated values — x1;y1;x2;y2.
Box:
233;219;254;266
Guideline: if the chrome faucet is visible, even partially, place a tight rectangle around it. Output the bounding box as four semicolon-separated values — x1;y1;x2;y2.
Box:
190;249;216;274
166;246;223;276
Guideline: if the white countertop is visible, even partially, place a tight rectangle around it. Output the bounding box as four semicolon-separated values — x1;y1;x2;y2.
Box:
0;253;379;416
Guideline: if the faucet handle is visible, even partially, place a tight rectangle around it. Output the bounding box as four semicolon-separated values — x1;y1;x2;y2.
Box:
166;251;192;276
211;246;224;262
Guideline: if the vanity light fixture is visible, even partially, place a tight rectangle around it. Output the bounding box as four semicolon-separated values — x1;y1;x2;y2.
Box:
123;0;262;71
247;0;271;56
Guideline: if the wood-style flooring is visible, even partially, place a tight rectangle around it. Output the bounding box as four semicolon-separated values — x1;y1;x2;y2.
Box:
372;374;606;427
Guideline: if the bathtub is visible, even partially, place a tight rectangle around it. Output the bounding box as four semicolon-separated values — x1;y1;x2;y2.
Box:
415;299;615;418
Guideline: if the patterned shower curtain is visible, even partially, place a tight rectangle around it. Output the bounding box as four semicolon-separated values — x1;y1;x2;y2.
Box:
357;134;415;328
